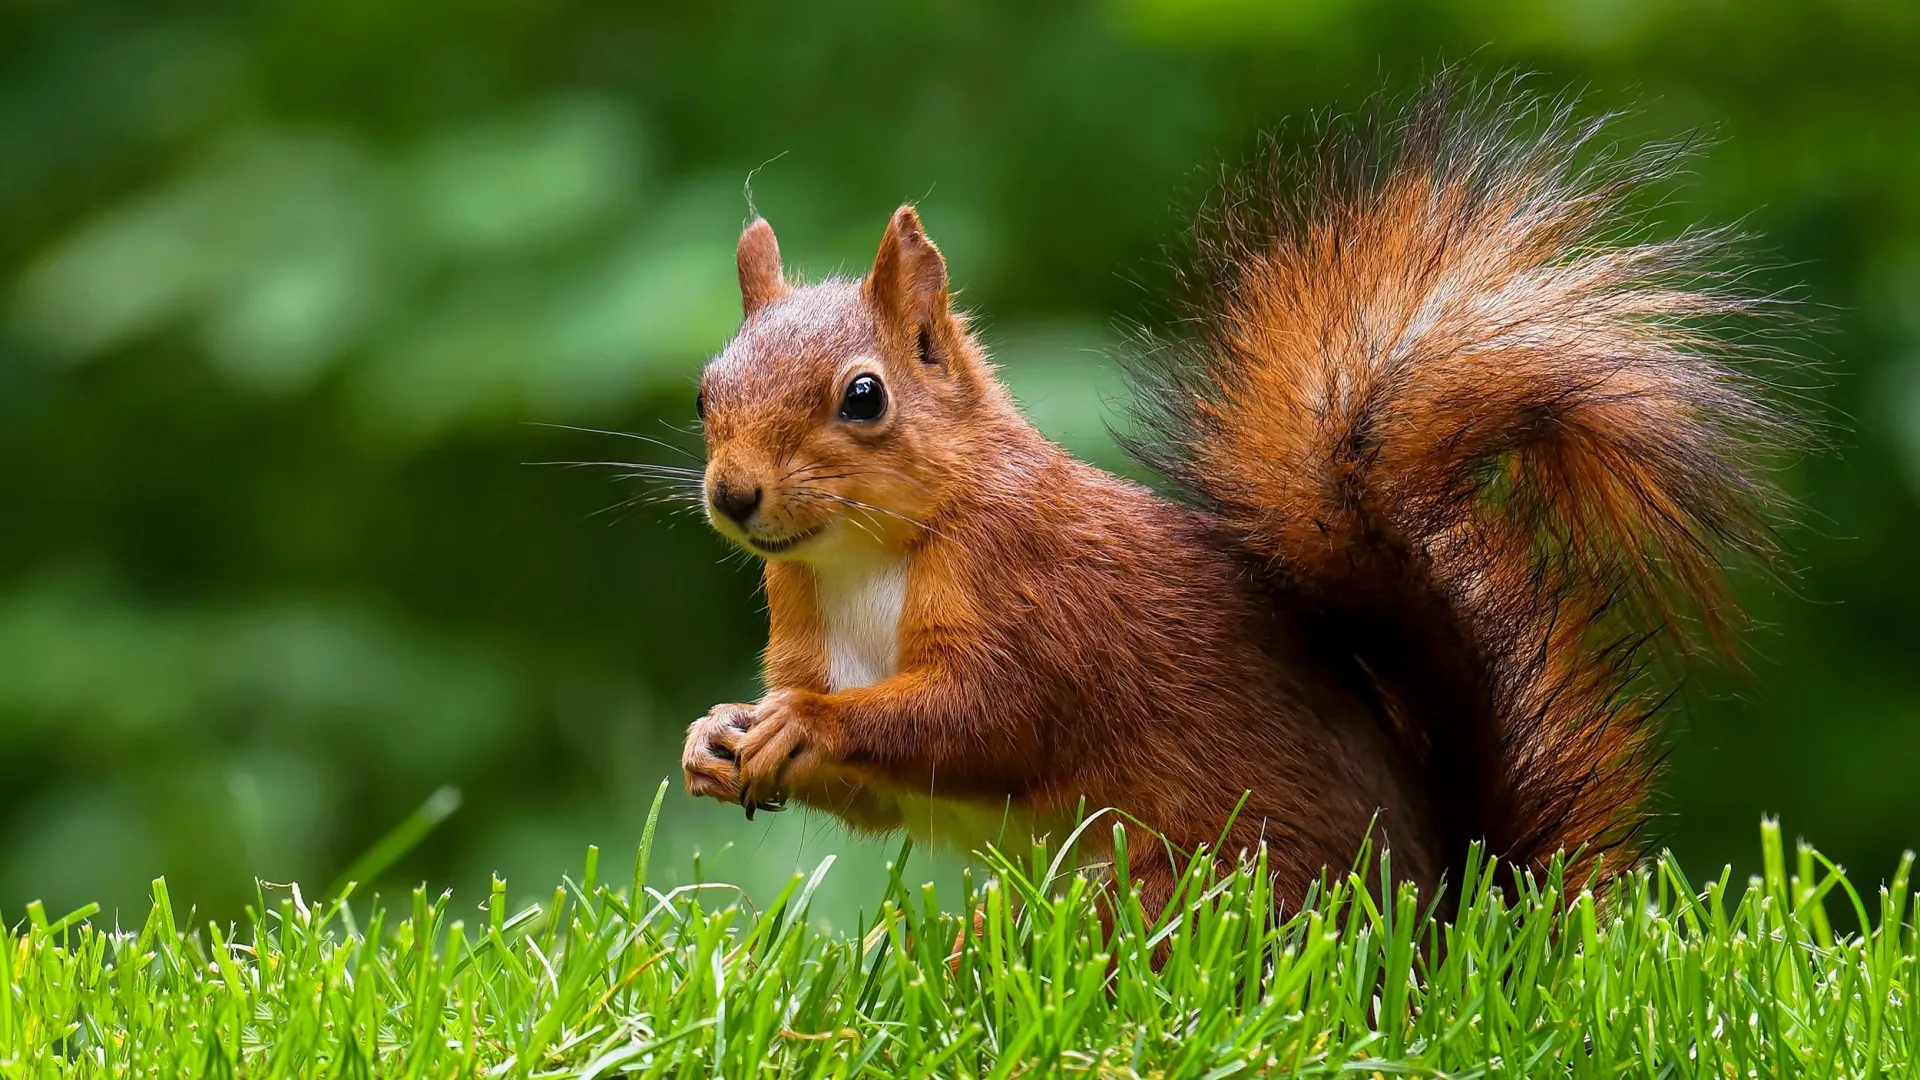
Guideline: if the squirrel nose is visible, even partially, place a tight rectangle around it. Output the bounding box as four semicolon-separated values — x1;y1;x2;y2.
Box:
711;482;763;527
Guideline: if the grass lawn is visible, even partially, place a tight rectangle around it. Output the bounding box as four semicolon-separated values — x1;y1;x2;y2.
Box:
2;784;1913;1078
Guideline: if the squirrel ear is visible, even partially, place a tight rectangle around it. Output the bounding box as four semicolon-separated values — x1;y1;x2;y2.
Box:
864;205;952;365
737;217;788;317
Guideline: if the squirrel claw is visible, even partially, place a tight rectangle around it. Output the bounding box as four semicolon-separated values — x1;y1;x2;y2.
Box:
740;786;788;819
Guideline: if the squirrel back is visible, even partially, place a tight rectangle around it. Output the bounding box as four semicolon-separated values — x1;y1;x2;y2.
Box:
1128;79;1797;881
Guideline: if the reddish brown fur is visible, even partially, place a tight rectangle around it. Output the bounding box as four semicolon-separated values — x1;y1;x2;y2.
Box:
680;81;1793;911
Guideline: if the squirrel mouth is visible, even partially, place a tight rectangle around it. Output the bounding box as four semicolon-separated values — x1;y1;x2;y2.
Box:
744;524;824;555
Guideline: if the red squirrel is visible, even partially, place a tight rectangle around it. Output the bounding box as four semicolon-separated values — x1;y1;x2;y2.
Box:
677;83;1793;913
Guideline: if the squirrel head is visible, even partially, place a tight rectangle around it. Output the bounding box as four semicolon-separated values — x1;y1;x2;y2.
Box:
697;206;1005;563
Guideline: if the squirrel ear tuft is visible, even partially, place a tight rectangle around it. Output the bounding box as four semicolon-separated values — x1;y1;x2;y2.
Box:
737;218;788;317
865;205;952;363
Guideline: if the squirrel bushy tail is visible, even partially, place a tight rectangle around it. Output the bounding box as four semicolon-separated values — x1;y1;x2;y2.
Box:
1129;79;1800;885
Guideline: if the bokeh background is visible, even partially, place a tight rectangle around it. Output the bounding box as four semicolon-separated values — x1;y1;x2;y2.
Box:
4;0;1917;927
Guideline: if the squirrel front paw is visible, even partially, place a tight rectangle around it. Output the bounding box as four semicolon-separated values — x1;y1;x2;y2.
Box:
734;689;835;815
682;703;755;807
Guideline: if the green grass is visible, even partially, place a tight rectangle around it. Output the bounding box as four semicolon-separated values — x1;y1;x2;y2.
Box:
2;785;1914;1078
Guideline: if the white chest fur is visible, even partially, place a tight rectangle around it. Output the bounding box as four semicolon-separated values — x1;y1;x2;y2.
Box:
814;557;907;691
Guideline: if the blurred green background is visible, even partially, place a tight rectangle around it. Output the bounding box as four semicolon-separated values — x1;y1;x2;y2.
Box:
3;0;1917;926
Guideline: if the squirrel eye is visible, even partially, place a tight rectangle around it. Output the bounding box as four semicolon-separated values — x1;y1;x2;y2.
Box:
696;390;706;420
837;374;887;423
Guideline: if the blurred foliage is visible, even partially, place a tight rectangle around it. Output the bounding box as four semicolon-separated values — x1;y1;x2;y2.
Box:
2;0;1917;925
